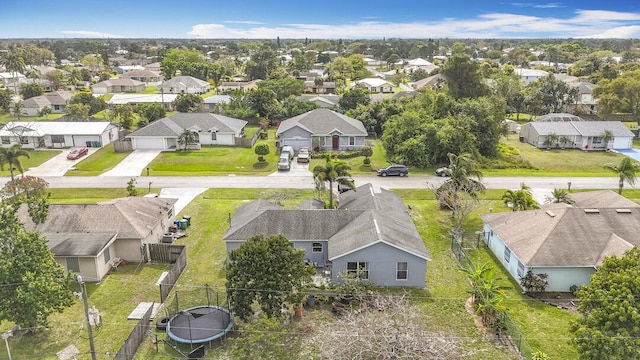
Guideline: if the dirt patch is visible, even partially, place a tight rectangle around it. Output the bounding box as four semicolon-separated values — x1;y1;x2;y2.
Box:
465;297;490;335
527;292;579;312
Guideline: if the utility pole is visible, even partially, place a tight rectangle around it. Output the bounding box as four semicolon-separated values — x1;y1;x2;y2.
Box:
77;276;97;360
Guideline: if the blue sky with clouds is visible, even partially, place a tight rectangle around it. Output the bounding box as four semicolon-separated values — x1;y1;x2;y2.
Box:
3;0;640;39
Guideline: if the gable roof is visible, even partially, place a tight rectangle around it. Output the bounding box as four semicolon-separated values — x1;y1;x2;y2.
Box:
20;197;177;240
160;76;208;88
223;184;430;261
354;78;394;87
276;108;367;137
120;69;161;78
523;120;634;137
0;121;116;137
127;112;248;137
481;191;640;267
45;232;117;257
23;91;74;108
412;73;446;89
92;78;144;88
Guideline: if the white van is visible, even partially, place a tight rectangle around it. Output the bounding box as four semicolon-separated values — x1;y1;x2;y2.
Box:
278;155;291;171
281;145;294;161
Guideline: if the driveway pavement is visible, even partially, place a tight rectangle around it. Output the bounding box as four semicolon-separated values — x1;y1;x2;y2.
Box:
26;148;100;177
100;150;161;177
614;148;640;162
268;157;313;177
158;187;208;214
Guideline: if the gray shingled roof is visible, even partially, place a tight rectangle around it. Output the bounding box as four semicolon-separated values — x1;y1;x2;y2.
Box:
93;78;144;87
223;183;430;261
276;108;367;136
481;191;640;267
45;232;117;257
160;75;208;88
524;120;634;137
127;112;247;137
23;91;73;108
120;69;161;78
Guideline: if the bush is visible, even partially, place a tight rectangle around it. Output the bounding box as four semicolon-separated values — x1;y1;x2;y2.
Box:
363;158;371;165
520;271;549;293
569;284;579;295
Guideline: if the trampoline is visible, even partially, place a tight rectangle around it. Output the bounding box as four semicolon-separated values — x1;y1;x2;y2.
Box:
166;305;234;344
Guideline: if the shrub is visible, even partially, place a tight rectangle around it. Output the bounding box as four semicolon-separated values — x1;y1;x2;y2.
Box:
520;271;548;293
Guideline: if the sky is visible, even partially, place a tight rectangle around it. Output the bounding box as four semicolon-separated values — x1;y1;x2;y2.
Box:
3;0;640;39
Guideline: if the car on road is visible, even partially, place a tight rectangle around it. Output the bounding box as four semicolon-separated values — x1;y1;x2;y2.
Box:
67;147;89;160
435;166;451;177
278;155;291;171
337;176;355;193
297;147;310;163
377;164;408;177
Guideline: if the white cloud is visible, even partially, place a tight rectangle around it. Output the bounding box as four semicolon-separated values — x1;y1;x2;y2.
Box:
224;20;265;25
583;25;640;39
61;30;125;38
187;9;640;39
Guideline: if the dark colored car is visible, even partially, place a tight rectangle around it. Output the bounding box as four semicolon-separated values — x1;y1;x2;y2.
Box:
67;147;89;160
377;165;408;177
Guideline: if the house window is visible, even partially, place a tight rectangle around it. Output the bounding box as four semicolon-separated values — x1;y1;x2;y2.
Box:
1;137;9;145
167;208;173;219
193;133;200;143
103;248;111;264
396;262;408;280
346;262;369;279
312;242;322;253
314;136;326;146
67;257;80;273
517;261;525;278
211;132;217;141
504;247;511;263
51;135;64;144
349;136;355;146
20;137;29;144
592;137;602;144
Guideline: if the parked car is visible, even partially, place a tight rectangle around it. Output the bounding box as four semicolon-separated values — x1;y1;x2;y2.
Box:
278;155;291;171
67;147;89;160
435;166;451;177
337;177;355;193
297;147;310;163
281;145;294;162
377;164;408;177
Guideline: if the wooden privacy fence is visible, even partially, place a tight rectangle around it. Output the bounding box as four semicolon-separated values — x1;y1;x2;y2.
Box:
113;302;154;360
148;244;187;303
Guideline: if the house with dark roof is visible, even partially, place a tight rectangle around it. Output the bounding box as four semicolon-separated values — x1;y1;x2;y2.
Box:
296;95;339;108
480;190;640;292
19;197;177;282
120;69;163;83
276;108;368;151
22;91;74;116
91;78;146;94
519;114;634;150
223;184;430;287
158;76;210;94
126;112;248;150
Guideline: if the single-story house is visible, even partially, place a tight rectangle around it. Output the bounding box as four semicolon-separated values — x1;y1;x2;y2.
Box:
0;121;119;149
0;72;26;85
126;112;248;150
223;184;431;287
519;116;634;150
353;78;394;93
120;69;163;83
107;93;179;109
303;80;336;94
201;95;231;112
114;65;145;74
276;108;368;151
480;190;640;292
91;78;146;94
514;68;548;83
411;73;446;90
216;79;261;93
158;76;210;94
22;91;74;116
296;95;340;108
20;197;178;282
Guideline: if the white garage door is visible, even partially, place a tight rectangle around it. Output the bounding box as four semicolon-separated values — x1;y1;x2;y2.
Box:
133;137;166;150
281;138;311;151
72;135;100;147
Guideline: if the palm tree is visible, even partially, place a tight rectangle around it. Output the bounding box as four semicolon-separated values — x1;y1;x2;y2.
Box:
545;188;574;204
11;101;24;119
439;152;485;197
312;154;352;209
502;183;539;211
177;129;197;151
558;136;571;149
543;132;559;149
0;51;26;95
604;157;640;195
67;69;81;89
24;67;41;84
0;144;31;181
600;129;614;150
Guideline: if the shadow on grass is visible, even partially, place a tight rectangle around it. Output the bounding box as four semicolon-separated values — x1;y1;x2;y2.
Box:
253;161;271;170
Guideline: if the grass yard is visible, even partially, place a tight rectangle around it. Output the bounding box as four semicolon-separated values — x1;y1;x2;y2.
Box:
65;143;132;176
0;149;61;176
0;113;67;123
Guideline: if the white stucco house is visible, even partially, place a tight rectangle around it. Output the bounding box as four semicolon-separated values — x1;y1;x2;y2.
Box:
480;190;640;292
0;121;119;149
126;112;248;150
158;76;209;94
352;78;394;93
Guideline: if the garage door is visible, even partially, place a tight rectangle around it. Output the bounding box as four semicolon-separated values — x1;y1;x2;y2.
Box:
133;137;166;150
72;135;99;147
281;138;311;151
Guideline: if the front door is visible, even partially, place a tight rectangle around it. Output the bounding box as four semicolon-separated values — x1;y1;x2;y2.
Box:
332;135;339;150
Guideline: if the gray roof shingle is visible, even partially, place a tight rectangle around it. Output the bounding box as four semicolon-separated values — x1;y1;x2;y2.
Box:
127;112;247;137
45;232;117;257
276;108;367;137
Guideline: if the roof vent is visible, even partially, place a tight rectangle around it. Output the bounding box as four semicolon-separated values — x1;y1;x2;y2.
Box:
584;208;600;214
616;208;632;214
545;210;556;218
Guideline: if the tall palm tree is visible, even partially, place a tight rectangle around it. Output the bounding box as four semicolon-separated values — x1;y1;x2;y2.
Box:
0;144;30;181
0;51;26;95
502;183;539;211
177;129;197;151
440;152;485;197
312;154;352;209
604;157;640;195
24;67;41;84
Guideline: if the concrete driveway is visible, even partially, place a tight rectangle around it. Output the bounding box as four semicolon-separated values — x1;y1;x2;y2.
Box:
158;188;208;214
268;157;313;177
26;148;100;177
100;150;161;177
614;148;640;162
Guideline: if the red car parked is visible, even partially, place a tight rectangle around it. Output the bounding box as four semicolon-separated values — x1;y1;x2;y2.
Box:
67;147;89;160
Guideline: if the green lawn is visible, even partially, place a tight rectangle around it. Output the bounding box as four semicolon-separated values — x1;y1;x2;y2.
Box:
0;113;67;123
137;86;158;94
65;143;132;176
0;149;61;176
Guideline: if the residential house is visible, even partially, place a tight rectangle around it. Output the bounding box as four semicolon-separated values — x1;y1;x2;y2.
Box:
514;68;548;83
20;197;178;282
223;184;431;287
120;69;164;83
91;78;146;94
353;78;395;93
276;108;368;151
22;91;74;116
0;121;119;149
0;72;26;86
158;76;210;94
201;95;231;112
216;79;261;93
480;190;640;292
126;112;248;150
570;82;598;113
519;114;634;150
114;65;145;74
296;95;340;108
108;93;178;110
411;73;446;90
144;62;162;73
303;80;336;94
